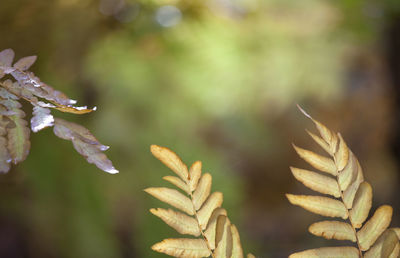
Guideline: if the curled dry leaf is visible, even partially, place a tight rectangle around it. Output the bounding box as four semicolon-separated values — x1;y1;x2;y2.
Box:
53;118;118;174
147;145;251;257
287;106;398;257
0;49;117;174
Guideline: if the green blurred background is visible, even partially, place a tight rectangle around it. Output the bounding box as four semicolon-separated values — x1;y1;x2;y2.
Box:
1;0;400;257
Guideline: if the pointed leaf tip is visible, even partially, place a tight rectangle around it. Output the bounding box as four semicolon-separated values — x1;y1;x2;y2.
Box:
296;104;312;119
14;55;37;71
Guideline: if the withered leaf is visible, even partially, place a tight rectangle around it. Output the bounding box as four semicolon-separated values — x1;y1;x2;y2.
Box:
0;117;11;173
0;49;14;67
7;107;30;164
13;56;37;71
53;118;117;174
31;106;54;133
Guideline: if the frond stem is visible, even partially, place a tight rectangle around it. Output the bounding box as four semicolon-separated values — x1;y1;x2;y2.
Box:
188;191;215;258
332;154;363;258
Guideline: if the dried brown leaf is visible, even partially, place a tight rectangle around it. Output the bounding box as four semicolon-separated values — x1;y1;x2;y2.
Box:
13;56;37;71
53;118;117;173
0;49;14;67
31;106;54;133
7;108;30;164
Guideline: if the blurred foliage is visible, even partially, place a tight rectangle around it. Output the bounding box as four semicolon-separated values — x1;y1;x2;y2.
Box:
1;0;400;257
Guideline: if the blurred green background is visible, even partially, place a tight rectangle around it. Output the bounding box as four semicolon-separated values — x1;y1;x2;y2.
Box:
1;0;400;257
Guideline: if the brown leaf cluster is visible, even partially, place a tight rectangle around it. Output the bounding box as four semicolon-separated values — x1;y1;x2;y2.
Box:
0;49;117;173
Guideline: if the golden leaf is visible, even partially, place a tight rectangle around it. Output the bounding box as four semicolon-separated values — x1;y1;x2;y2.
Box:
308;221;356;242
290;167;340;198
334;133;349;171
204;208;228;250
337;152;357;192
189;161;202;192
289;246;359;258
150;208;200;236
358;205;393;251
342;160;364;209
214;215;232;258
151;145;189;182
231;224;244;258
292;144;337;176
197;192;224;230
193;173;212;210
163;176;190;194
364;229;399;258
349;181;372;229
289;108;397;257
286;194;347;219
307;130;331;155
151;238;211;258
145;187;194;215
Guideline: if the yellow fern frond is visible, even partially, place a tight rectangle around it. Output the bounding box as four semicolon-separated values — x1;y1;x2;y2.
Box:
287;106;399;257
146;145;252;258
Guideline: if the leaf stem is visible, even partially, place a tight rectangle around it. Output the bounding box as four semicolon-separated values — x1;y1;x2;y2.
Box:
332;153;363;257
188;191;215;258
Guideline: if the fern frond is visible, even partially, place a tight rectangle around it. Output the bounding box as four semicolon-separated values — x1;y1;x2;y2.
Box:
0;48;117;173
287;106;398;257
146;145;251;257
